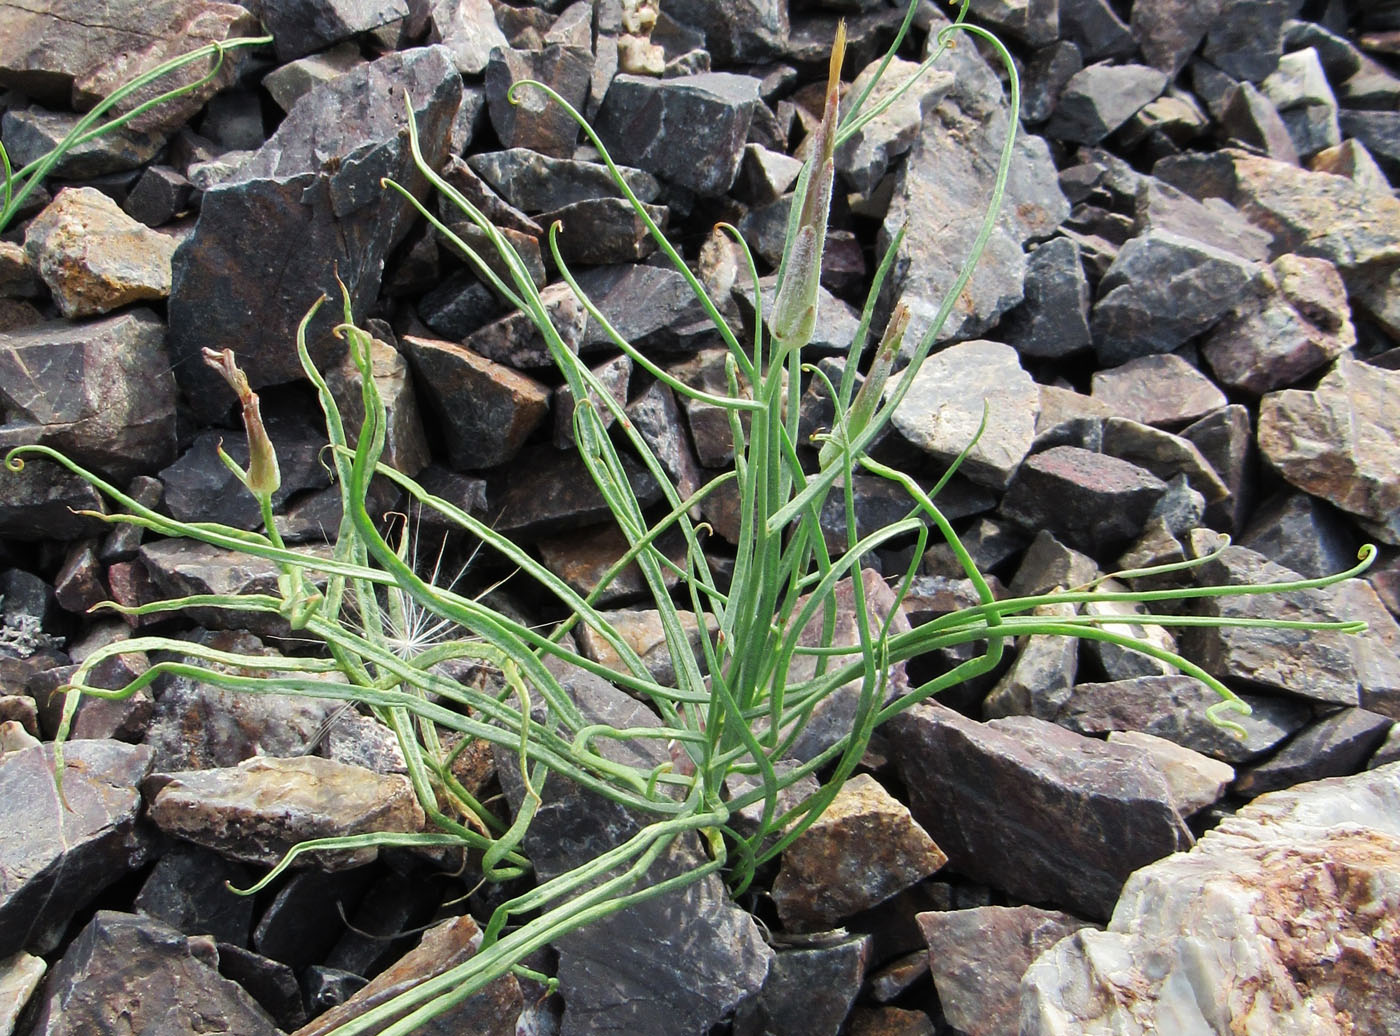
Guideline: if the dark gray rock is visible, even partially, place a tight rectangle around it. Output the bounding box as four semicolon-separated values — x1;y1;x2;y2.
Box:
541;197;667;265
1008;529;1099;599
1201;253;1354;395
574;263;716;352
323;334;431;476
132;844;256;946
1329;578;1400;722
401;334;551;470
917;906;1095;1036
1239;491;1358;583
1055;676;1311;763
303;967;367;1015
1201;0;1289;82
145;755;425;869
0;740;155;957
168;46;462;421
417;270;501;340
888;703;1192;920
123;165;194;227
1261;48;1341;159
485;42;593;158
735;936;870;1036
1180;403;1253;532
1235;707;1395;796
426;0;508;74
252;867;372;971
1022;41;1083;125
998;236;1092;358
890;340;1038;491
1219;82;1299;163
1001;446;1168;559
733;144;803;205
1100;418;1230;516
835;57;952;195
965;0;1058;47
982;600;1080;722
1132;0;1226;76
1058;0;1134;61
1339;110;1400;185
595;72;761;196
664;0;787;63
0;308;176;481
25;911;280;1036
0;453;108;540
248;0;410;61
489;445;662;540
459;281;587;368
495;659;773;1036
1257;356;1400;544
1091;229;1263;365
261;42;365;113
1043;62;1170;145
469;149;662;213
1181;546;1360;706
625;379;703;504
1091;354;1226;429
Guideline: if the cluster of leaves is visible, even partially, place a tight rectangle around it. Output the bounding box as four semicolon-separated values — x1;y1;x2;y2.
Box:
4;5;1375;1033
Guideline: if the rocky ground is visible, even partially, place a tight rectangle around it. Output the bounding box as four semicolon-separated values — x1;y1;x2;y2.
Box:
3;0;1400;1033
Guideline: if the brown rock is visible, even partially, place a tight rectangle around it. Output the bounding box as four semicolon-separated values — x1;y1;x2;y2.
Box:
772;774;946;931
145;755;425;869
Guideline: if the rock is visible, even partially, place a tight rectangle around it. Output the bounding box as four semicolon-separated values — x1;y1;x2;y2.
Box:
1257;356;1400;543
1107;730;1234;815
574;263;715;352
25;911;280;1036
1238;491;1359;582
484;43;592;159
459;282;586;368
0;456;108;540
917;906;1094;1036
417;270;499;340
1022;40;1084;125
888;703;1192;919
1079;576;1178;680
1132;177;1274;263
488;444;661;540
323;334;431;476
1261;47;1342;159
835;57;952;196
537;523;683;607
0;951;46;1036
734;143;803;205
0;740;155;957
248;0;410;61
468;149;662;213
145;754;425;869
0;0;258;130
1180;403;1253;532
1001;446;1168;559
22;188;177;317
132;844;255;945
1058;0;1134;61
1181;546;1359;706
261;42;365;112
734;936;870;1036
251;867;374;971
541;197;667;265
982;600;1079;722
1235;707;1395;797
595;72;761;196
554;352;631;448
0;108;158;181
663;0;787;64
965;0;1058;47
1099;418;1230;517
401;335;550;471
846;1006;936;1036
889;340;1038;491
998;236;1092;358
1132;0;1226;76
1090;353;1225;428
1091;229;1263;365
1311;138;1393;195
123;165;195;227
292;914;523;1036
1219;82;1299;164
168;46;462;421
1044;62;1169;145
1020;763;1400;1036
495;660;773;1036
571;605;708;687
1202;253;1355;395
624;379;703;503
1339;110;1400;185
425;0;508;75
1058;675;1311;763
1329;579;1400;721
0;308;177;481
772;774;946;931
1200;0;1289;82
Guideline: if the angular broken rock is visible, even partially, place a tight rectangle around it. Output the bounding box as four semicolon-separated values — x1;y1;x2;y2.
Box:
425;0;509;75
168;45;462;421
0;307;177;481
1258;355;1400;544
888;703;1193;919
23;187;178;318
1107;730;1235;816
0;741;155;958
889;340;1038;491
772;774;946;932
25;911;280;1036
835;57;952;196
248;0;410;62
145;755;425;869
1021;763;1400;1035
917;905;1095;1036
468;148;662;213
1044;62;1170;145
1234;707;1395;798
484;43;592;158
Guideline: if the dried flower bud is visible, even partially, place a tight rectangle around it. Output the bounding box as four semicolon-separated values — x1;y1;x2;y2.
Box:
202;347;281;499
819;303;909;469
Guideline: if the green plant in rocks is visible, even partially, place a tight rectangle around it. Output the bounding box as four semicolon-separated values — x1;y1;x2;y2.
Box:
8;3;1376;1032
0;34;273;234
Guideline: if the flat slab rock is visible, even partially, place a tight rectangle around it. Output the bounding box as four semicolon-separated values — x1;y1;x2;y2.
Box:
888;703;1192;920
1022;762;1400;1035
144;755;425;869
